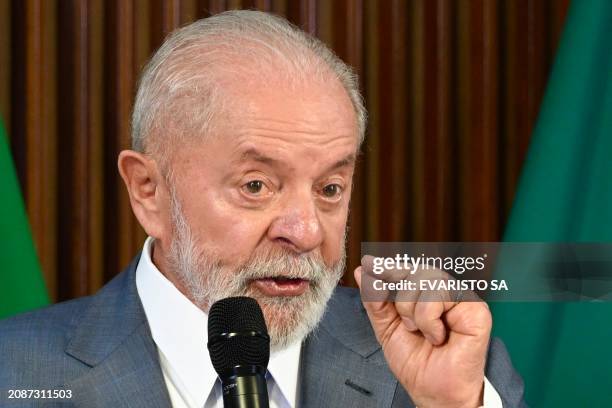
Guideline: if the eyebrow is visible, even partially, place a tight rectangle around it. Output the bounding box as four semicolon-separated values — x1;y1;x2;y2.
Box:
237;148;281;166
236;148;356;173
328;153;357;171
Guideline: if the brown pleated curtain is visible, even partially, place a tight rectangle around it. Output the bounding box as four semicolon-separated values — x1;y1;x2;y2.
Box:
0;0;569;303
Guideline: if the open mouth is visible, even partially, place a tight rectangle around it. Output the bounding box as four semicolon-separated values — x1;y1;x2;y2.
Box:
251;276;310;296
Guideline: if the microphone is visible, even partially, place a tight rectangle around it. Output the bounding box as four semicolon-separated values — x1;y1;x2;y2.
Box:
207;297;271;408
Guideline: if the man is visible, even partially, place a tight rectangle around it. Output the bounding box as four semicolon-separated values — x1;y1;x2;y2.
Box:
0;10;525;407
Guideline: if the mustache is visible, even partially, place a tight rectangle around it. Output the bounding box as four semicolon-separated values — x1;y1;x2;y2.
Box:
233;246;335;285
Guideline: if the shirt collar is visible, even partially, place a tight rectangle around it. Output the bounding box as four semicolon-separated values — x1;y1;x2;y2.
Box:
268;341;302;406
136;237;301;407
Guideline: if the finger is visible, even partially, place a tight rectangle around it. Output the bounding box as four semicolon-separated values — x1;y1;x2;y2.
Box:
444;301;492;339
361;254;415;283
401;316;419;332
360;254;421;305
413;300;448;345
354;265;363;287
355;264;393;304
392;286;420;334
355;265;410;346
394;299;417;326
355;266;392;315
360;255;375;273
394;284;421;303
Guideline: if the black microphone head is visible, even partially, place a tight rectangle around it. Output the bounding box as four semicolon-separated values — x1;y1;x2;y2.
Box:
207;296;270;376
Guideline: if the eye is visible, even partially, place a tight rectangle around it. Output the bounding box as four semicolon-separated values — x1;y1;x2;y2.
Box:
243;180;267;195
321;183;343;199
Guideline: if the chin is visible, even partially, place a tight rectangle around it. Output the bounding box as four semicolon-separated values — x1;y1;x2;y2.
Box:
247;287;332;351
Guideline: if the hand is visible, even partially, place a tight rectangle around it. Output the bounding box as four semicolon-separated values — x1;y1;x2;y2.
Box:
354;255;492;408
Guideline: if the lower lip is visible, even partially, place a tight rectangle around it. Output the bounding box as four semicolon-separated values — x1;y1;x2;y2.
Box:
252;278;310;296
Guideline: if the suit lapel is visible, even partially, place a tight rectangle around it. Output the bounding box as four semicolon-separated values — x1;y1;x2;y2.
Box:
59;258;412;407
298;287;412;408
63;254;172;408
66;322;171;407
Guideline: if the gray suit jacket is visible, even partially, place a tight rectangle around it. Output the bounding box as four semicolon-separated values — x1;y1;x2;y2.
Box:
0;254;525;407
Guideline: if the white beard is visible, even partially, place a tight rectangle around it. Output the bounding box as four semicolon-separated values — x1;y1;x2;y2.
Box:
165;187;346;351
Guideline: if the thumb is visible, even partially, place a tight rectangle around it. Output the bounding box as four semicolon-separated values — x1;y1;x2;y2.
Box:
353;265;363;288
355;256;392;314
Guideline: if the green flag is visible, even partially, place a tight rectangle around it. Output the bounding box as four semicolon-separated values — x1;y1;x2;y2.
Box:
0;118;48;319
491;0;612;406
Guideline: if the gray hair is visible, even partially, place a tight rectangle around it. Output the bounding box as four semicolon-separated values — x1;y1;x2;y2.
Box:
131;9;366;161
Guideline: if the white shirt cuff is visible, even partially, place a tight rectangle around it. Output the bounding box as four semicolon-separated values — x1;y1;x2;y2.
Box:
482;376;503;407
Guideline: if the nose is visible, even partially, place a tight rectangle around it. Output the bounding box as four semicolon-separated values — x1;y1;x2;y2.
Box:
267;188;324;254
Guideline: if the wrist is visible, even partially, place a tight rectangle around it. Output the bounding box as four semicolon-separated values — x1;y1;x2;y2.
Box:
411;380;484;408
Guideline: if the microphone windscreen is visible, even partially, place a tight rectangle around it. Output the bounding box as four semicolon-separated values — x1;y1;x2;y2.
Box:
207;296;270;375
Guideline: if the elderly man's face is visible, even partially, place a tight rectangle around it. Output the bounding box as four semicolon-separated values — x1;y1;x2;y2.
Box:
159;79;358;348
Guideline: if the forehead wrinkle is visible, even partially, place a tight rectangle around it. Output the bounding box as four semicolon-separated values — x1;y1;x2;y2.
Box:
229;142;296;172
231;147;291;171
249;126;326;137
246;115;344;129
245;112;355;134
229;139;356;176
235;128;357;149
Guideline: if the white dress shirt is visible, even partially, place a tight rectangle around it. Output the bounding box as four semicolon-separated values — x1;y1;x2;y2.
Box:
136;237;299;408
135;237;502;407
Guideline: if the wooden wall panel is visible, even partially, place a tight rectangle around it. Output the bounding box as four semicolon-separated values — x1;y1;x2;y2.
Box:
0;0;570;301
423;0;452;241
9;0;59;298
0;0;10;133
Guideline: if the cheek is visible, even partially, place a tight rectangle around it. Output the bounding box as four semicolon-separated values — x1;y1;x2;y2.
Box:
181;187;271;265
319;206;349;265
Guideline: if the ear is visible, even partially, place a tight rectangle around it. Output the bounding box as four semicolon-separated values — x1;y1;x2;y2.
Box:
117;150;170;240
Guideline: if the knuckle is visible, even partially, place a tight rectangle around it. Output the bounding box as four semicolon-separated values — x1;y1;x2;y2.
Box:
395;301;416;318
414;302;439;327
464;303;492;331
